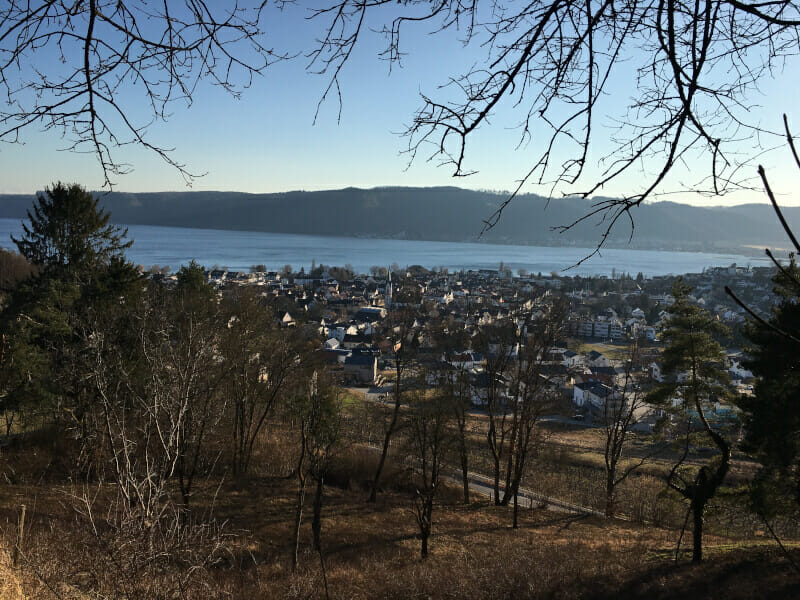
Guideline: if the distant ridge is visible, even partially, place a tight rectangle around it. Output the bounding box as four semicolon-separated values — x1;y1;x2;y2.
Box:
1;187;796;255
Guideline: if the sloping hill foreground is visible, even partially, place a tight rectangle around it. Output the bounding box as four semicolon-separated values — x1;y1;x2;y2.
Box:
1;469;798;599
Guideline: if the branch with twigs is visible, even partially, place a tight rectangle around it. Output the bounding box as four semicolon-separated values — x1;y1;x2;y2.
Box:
0;1;288;187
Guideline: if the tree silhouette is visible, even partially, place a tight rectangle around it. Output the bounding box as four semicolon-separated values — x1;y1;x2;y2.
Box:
303;0;800;251
0;1;284;187
3;1;799;220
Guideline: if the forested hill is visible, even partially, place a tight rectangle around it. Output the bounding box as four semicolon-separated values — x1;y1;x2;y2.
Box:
1;187;797;254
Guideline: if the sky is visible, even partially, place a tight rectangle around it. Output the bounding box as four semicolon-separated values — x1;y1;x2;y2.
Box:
1;2;799;207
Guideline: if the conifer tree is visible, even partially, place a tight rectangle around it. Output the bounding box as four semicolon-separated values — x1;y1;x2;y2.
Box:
738;258;800;517
1;182;140;443
12;183;131;279
649;279;733;562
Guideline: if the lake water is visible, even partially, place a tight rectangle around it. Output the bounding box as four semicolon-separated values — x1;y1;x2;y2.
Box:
0;218;767;277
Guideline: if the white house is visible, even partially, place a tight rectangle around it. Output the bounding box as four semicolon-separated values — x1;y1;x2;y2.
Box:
573;381;613;409
562;350;582;368
586;350;611;368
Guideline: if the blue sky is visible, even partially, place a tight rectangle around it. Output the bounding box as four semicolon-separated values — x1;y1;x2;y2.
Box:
1;3;798;207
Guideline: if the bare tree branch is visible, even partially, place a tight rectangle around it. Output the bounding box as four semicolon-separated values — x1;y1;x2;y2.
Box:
304;0;800;252
0;1;288;187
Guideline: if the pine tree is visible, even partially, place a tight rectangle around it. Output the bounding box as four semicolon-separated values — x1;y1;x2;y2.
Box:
738;258;800;517
649;279;733;562
1;183;140;443
12;182;131;279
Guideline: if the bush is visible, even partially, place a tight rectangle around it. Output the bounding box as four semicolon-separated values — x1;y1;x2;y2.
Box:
326;446;415;494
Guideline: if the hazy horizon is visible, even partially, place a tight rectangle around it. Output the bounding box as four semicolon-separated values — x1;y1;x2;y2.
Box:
0;184;791;210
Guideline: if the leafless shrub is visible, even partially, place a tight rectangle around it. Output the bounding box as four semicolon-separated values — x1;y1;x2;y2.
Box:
326;446;414;495
7;500;232;600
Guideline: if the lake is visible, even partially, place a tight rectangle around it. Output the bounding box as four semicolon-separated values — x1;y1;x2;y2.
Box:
0;218;768;277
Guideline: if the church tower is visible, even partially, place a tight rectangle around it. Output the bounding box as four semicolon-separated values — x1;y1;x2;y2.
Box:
385;268;393;309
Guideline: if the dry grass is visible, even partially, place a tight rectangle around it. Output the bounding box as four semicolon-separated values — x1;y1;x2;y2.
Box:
575;342;631;361
3;466;798;599
0;547;24;600
2;428;799;599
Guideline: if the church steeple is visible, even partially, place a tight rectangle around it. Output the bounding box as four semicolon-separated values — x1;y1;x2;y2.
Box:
385;267;393;308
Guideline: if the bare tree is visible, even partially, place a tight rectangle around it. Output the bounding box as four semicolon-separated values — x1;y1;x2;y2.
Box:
0;1;284;186
221;287;306;476
368;286;421;502
304;0;800;252
307;377;341;600
5;1;800;239
167;276;228;517
85;275;224;526
503;298;567;528
291;370;341;581
475;320;516;505
426;314;473;504
428;352;474;505
406;381;453;559
450;363;473;505
602;342;661;519
90;301;178;527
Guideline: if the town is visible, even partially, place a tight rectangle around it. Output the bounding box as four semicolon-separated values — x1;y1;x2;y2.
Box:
156;261;769;424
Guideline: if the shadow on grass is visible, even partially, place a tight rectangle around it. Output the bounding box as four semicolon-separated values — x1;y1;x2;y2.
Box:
592;547;800;600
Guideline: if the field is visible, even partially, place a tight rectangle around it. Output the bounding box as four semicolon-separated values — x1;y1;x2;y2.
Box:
1;464;798;599
1;406;798;599
574;341;633;360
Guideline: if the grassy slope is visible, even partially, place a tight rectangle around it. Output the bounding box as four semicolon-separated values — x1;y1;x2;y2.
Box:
0;410;797;599
1;461;799;599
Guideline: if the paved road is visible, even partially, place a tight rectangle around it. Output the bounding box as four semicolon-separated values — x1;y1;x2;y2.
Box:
359;442;601;517
446;468;603;516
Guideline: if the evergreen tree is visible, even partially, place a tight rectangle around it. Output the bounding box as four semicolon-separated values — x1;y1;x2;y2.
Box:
12;182;131;279
649;279;733;563
176;261;214;299
738;258;800;517
1;183;140;444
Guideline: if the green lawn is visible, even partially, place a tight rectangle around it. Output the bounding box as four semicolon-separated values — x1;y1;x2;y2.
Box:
575;341;633;361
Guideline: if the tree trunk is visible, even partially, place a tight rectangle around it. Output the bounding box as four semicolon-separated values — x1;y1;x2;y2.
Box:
512;488;519;529
500;466;512;506
492;454;501;505
369;373;402;503
369;432;391;503
692;498;704;563
459;424;469;504
178;460;191;526
487;409;503;505
605;477;616;519
461;461;470;505
500;425;518;506
292;476;306;569
421;496;432;559
312;475;324;552
455;408;470;505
